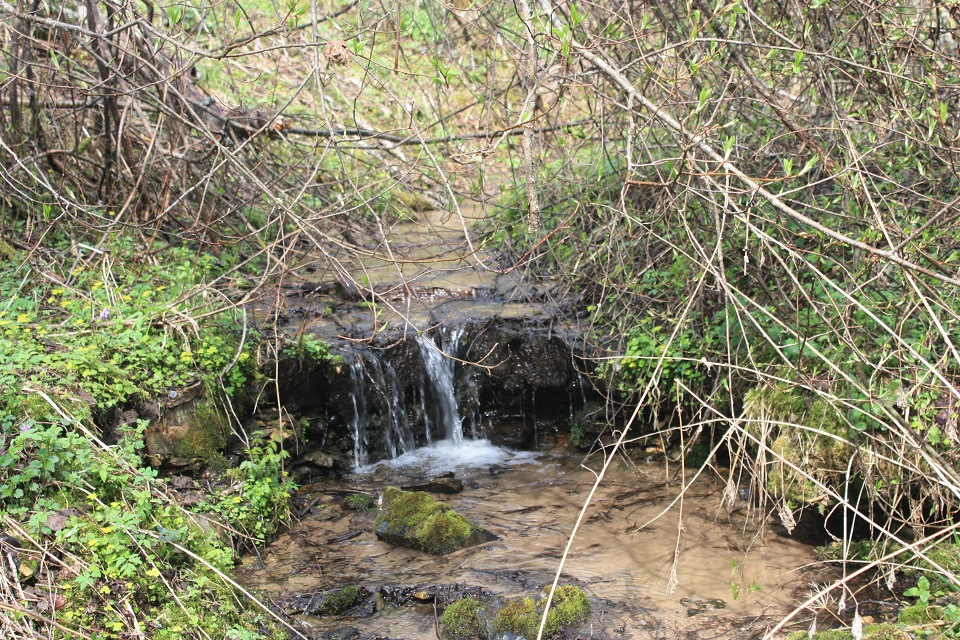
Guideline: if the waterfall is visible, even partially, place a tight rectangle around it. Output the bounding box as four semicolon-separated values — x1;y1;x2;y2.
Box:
417;326;465;445
348;359;369;468
367;356;415;458
348;325;470;469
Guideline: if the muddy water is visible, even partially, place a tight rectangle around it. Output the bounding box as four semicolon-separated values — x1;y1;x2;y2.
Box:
236;445;822;639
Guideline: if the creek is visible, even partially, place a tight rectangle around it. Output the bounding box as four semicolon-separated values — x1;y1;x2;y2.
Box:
237;442;822;639
237;206;827;639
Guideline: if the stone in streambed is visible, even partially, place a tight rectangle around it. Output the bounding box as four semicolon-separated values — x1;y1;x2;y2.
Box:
401;472;464;494
374;487;496;554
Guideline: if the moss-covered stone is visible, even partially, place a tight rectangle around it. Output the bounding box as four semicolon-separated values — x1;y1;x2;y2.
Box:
144;386;229;467
492;585;590;639
298;586;360;616
344;493;376;511
898;603;944;626
743;385;854;505
374;487;496;554
441;597;485;640
787;624;909;640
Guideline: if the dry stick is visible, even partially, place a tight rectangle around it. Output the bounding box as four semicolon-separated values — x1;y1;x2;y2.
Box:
535;0;960;289
515;0;541;232
764;519;960;640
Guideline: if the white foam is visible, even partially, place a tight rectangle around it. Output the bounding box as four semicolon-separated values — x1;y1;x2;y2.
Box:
356;438;537;476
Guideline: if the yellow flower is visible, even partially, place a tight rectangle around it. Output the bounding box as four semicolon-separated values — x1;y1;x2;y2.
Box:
100;526;114;534
145;567;161;578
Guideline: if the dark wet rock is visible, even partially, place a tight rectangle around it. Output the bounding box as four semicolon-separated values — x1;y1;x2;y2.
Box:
327;530;363;544
321;627;360;640
680;597;726;616
401;474;464;494
169;475;197;490
0;533;22;574
374;487;496;554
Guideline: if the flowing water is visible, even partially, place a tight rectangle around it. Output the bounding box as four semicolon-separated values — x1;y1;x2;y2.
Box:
237;443;823;639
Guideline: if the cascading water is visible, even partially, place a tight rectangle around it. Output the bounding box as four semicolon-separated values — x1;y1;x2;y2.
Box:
348;359;369;469
417;326;465;445
366;356;416;458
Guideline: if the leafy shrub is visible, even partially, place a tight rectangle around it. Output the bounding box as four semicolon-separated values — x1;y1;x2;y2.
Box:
201;434;296;547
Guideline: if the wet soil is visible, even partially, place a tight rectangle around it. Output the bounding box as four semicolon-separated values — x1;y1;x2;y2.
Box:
236;448;827;639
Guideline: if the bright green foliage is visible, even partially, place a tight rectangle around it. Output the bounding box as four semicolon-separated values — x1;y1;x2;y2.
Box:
201;434;296;546
0;243;256;428
0;418;283;640
442;597;486;640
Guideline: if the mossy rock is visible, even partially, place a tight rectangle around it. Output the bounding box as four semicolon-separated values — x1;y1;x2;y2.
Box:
344;493;376;511
441;597;486;640
492;585;590;639
787;624;909;640
898;603;944;626
374;487;496;555
293;586;360;616
742;385;854;505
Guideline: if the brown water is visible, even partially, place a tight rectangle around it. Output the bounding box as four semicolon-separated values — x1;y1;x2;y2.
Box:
236;447;823;639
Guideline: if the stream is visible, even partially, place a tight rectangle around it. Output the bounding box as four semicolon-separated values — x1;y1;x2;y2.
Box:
242;205;828;639
236;441;823;639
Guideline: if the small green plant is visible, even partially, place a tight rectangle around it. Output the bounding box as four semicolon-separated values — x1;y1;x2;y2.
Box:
201;434;296;547
729;559;763;600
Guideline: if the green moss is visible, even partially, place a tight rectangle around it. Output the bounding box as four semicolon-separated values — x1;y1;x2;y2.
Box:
375;487;487;554
176;398;228;461
898;603;944;625
492;586;590;639
787;624;909;640
441;597;485;640
313;586;360;616
493;597;538;639
344;493;375;511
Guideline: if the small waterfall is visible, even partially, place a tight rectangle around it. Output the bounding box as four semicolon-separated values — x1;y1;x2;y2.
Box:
348;359;369;468
348;325;473;468
367;357;415;458
418;326;465;445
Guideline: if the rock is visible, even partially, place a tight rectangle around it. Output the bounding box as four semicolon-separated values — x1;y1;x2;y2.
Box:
343;493;376;511
43;508;82;533
169;475;197;490
374;487;496;554
300;450;336;469
442;597;486;640
322;627;359;640
401;474;464;494
285;586;361;616
679;597;726;616
143;383;229;468
492;585;591;638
